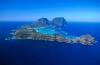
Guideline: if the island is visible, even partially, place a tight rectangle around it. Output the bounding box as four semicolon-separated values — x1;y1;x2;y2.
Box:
6;17;96;45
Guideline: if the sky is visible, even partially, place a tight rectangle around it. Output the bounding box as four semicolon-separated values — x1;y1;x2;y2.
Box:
0;0;100;21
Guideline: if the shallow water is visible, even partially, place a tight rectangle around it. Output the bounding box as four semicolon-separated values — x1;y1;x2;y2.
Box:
35;27;57;34
35;26;77;39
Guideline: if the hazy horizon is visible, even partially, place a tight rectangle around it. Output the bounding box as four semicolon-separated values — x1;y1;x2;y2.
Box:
0;0;100;22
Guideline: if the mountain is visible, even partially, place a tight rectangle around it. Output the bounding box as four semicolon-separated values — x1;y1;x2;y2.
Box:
33;17;67;27
38;18;50;25
33;18;50;27
51;17;67;27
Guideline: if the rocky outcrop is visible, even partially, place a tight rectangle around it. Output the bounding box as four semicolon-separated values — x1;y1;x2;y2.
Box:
79;34;95;45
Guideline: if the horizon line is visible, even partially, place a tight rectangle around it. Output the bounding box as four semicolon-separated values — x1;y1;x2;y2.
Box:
0;20;100;22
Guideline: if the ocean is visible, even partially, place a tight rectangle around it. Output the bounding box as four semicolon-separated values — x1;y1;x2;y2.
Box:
0;21;100;65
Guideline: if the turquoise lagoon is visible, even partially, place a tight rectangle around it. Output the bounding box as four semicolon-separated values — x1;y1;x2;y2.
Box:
35;27;77;39
35;27;57;34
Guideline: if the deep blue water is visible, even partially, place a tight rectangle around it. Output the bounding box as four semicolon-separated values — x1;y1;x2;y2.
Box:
0;21;100;65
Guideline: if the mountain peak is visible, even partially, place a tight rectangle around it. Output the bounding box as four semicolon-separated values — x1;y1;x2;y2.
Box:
33;17;67;27
52;17;67;26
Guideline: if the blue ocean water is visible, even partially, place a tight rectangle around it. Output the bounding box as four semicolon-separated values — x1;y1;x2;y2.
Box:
35;27;57;34
0;21;100;65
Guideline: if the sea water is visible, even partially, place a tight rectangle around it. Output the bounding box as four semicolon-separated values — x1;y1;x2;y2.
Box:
0;21;100;65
